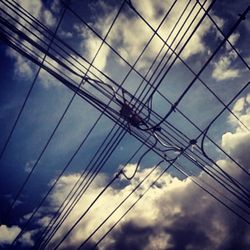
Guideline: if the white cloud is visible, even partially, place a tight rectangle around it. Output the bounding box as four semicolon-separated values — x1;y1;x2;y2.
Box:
25;160;36;172
73;0;220;73
59;30;73;38
6;49;34;78
4;0;60;87
212;51;240;81
18;230;36;247
42;9;57;27
5;0;224;89
226;32;240;50
228;94;250;129
212;32;241;82
223;93;250;166
0;225;21;245
24;92;248;250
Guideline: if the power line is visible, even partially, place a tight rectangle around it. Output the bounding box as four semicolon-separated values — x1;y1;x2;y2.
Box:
133;3;250;132
196;0;250;71
0;3;66;160
0;5;68;224
1;0;126;226
0;0;248;248
0;6;248;201
93;161;249;250
1;8;248;214
125;0;250;132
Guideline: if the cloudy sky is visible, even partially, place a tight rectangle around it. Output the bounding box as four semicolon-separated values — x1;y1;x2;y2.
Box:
0;0;249;249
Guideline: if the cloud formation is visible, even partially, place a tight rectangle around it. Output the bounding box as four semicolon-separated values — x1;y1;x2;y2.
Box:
3;0;60;87
74;0;218;73
0;225;21;246
31;95;250;250
212;32;241;81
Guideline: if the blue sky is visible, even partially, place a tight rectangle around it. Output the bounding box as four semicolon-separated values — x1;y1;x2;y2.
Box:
0;0;250;249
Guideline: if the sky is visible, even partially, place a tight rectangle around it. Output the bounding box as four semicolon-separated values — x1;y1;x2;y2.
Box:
0;0;250;249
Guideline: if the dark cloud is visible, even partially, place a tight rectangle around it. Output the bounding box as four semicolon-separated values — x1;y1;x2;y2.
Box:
164;217;210;250
108;222;154;250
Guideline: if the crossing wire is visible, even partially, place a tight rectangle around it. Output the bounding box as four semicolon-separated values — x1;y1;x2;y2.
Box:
92;160;249;250
0;0;248;248
3;0;248;165
0;2;66;160
6;0;184;245
2;0;127;227
129;2;250;132
0;5;68;224
0;0;248;221
55;118;249;249
125;0;250;132
0;0;248;205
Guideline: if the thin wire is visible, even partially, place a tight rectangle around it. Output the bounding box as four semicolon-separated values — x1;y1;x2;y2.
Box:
120;136;157;180
4;0;248;138
135;4;250;132
93;161;249;250
201;81;250;174
3;0;126;225
38;127;127;250
4;27;248;214
1;6;68;224
2;2;183;244
0;4;66;160
10;119;121;247
53;117;249;249
53;172;121;249
77;160;165;250
196;0;250;71
34;133;146;250
126;0;250;132
7;1;127;247
134;0;204;112
0;1;249;247
1;22;248;204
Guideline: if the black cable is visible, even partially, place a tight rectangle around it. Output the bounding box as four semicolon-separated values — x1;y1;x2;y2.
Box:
77;160;165;250
93;160;249;250
120;136;157;180
54;118;249;249
0;1;249;247
5;23;248;215
175;160;249;214
1;21;248;203
0;4;66;160
196;0;250;72
3;0;126;226
134;0;203;113
4;0;248;138
135;3;250;132
53;171;122;250
39;127;127;250
34;131;146;250
201;81;250;175
7;1;127;247
10;116;122;248
52;139;160;250
126;0;250;132
1;6;68;224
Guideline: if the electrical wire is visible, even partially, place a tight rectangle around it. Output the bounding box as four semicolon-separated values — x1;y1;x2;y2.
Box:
125;0;250;132
201;81;250;175
77;160;166;250
134;4;250;132
0;3;66;160
0;1;249;248
93;160;249;250
0;9;248;201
